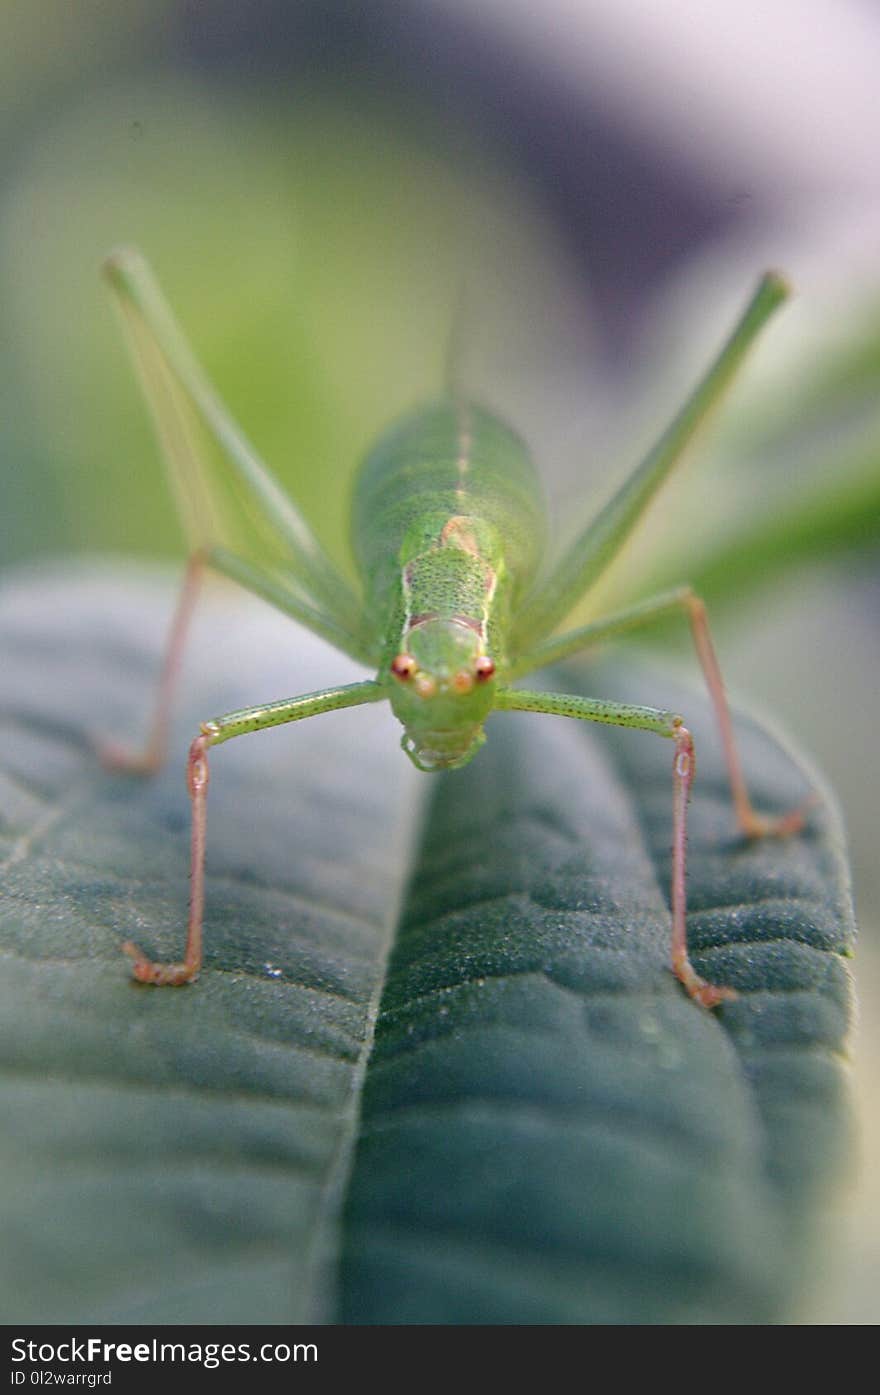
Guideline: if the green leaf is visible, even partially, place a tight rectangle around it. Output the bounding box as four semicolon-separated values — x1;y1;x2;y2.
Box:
0;567;855;1324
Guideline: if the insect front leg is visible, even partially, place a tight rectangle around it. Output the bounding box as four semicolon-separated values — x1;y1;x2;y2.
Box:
123;729;211;984
122;679;384;985
97;550;206;776
509;585;813;839
667;722;728;1007
493;686;734;1008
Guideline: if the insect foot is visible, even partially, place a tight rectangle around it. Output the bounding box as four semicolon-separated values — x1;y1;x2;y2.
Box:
673;958;738;1010
121;942;199;986
738;793;819;841
95;734;164;777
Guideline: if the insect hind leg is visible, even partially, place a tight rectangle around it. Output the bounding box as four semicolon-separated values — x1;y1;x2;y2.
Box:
97;551;206;777
672;588;812;839
510;584;814;840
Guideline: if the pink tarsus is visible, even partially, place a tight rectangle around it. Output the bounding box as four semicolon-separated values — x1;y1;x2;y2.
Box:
122;731;211;985
668;723;736;1008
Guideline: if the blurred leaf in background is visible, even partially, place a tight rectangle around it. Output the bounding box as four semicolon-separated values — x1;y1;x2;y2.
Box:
0;78;589;573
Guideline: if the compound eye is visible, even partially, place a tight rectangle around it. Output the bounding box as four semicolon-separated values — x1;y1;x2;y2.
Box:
391;654;417;681
475;656;496;682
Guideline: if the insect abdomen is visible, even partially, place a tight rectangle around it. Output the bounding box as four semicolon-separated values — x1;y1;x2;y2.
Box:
352;399;546;623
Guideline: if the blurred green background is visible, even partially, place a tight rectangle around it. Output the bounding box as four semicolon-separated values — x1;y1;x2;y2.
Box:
2;0;878;1322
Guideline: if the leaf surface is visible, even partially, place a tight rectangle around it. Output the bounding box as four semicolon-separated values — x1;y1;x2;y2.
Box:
0;568;855;1323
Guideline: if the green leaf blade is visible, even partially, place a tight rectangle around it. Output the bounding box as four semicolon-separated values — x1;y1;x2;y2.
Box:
0;566;417;1324
340;678;855;1324
0;570;856;1324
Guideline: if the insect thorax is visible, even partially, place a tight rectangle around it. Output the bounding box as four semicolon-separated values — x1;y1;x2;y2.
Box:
351;397;546;631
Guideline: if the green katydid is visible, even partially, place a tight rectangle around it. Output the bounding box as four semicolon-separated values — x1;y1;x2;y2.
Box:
101;248;808;1008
